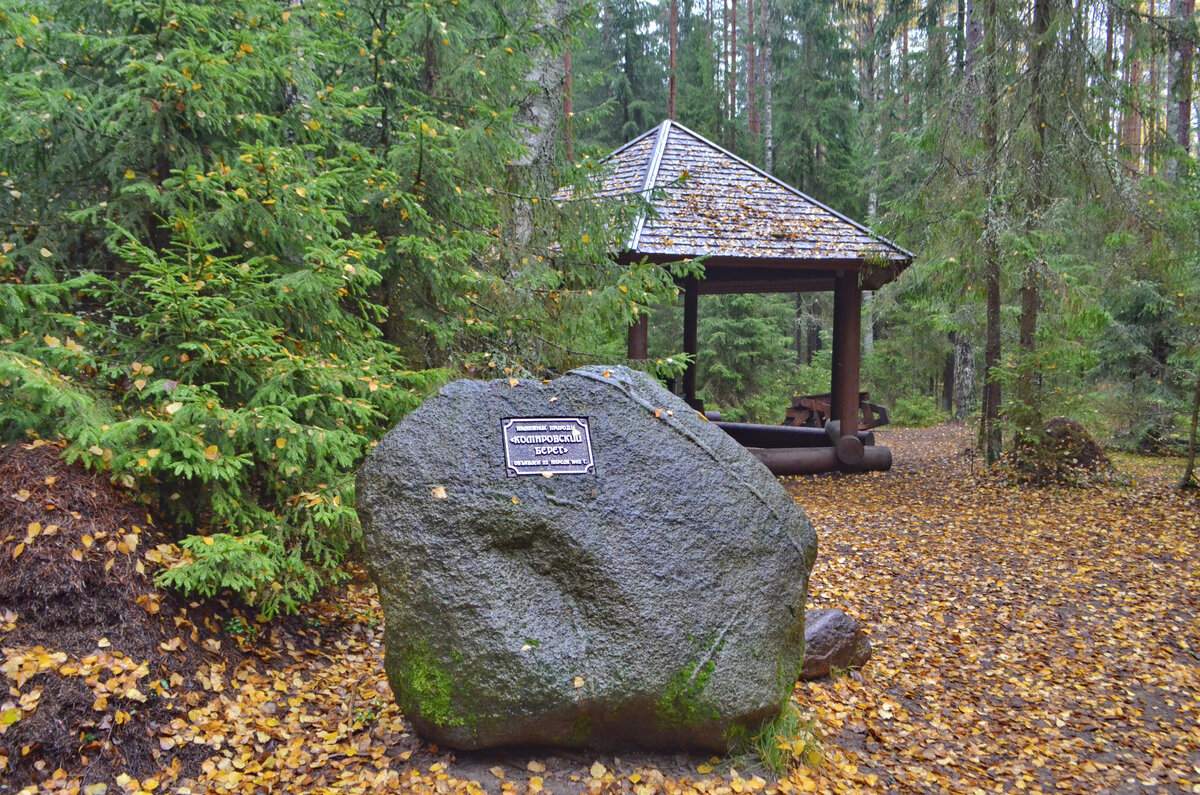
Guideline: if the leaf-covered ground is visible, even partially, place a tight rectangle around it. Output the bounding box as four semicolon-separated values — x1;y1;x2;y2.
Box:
4;424;1199;794
788;424;1200;794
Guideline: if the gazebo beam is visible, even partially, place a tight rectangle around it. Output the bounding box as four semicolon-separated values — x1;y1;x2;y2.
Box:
832;274;861;447
627;315;648;360
683;276;699;406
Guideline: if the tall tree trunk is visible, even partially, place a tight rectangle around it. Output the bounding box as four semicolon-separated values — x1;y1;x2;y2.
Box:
1167;0;1195;179
1181;369;1200;488
863;290;874;356
1015;0;1051;446
954;332;976;419
723;0;731;138
508;0;570;249
730;0;738;147
761;0;774;169
957;0;968;78
980;0;1002;462
965;0;982;70
564;49;574;161
794;294;821;365
807;296;821;365
1103;2;1114;135
1121;12;1144;174
1149;0;1160;175
794;293;806;364
943;347;955;412
669;0;678;119
748;0;757;135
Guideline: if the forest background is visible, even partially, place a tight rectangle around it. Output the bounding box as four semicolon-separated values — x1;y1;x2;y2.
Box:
0;0;1197;615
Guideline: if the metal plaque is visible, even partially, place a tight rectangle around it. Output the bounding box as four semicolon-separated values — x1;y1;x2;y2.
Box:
502;417;596;477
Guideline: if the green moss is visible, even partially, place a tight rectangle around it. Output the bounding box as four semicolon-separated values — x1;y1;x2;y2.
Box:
656;657;719;727
571;713;594;744
395;643;469;728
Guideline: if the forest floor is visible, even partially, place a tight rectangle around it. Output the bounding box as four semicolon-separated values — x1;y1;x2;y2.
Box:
2;424;1199;794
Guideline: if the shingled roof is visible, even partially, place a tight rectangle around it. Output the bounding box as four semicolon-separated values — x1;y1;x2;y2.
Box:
595;120;912;293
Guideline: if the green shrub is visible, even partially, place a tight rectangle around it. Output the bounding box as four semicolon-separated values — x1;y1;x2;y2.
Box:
889;395;950;428
0;0;680;617
0;0;441;617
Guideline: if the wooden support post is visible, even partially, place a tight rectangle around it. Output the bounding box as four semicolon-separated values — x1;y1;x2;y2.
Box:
627;314;648;360
833;274;863;464
683;277;699;406
830;285;843;421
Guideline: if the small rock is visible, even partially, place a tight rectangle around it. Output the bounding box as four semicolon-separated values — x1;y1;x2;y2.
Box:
800;609;871;681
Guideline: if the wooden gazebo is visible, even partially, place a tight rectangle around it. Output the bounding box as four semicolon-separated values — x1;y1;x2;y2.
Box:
596;120;913;474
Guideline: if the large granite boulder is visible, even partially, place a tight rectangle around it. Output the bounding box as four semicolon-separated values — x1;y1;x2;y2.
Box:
356;365;817;752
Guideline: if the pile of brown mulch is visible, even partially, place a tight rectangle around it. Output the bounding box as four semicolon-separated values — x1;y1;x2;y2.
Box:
1005;416;1114;486
0;440;249;788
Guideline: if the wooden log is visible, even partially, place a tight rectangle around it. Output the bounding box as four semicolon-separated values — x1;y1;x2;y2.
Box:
839;445;892;473
835;434;865;466
823;421;874;448
719;422;837;448
719;421;874;449
749;446;840;476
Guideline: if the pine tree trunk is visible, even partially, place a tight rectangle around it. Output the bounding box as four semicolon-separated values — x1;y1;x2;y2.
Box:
1015;0;1051;446
794;293;806;364
1102;3;1114;134
669;0;678;119
730;0;738;147
1121;15;1143;174
862;291;873;356
943;348;955;412
1150;0;1160;176
980;0;1002;463
748;0;756;135
564;49;574;161
1181;369;1200;489
965;0;982;70
762;0;774;170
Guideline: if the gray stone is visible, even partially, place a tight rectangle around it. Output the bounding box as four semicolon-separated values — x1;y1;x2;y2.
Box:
799;609;872;681
356;365;817;752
